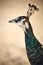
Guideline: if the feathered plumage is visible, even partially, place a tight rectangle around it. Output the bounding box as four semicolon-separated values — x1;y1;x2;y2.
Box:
25;22;43;65
9;15;43;65
9;3;43;65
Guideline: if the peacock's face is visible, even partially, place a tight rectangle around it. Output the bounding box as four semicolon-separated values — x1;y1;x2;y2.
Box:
9;4;39;32
9;17;29;33
17;19;29;32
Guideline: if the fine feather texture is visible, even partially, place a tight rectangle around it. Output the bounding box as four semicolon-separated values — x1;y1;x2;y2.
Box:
9;16;43;65
25;22;43;65
9;3;43;65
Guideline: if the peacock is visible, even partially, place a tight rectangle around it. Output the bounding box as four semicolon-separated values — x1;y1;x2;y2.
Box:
9;3;43;65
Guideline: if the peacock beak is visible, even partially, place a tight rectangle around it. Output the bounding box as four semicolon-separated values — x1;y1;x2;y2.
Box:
9;20;17;23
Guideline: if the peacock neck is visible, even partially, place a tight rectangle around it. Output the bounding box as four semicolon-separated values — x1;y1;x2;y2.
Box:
25;22;34;49
25;22;33;36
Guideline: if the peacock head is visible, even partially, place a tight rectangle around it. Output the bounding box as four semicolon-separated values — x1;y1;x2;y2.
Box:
9;16;29;33
27;3;39;17
9;4;39;33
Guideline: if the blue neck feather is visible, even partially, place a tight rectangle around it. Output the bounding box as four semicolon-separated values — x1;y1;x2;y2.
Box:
25;22;42;52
